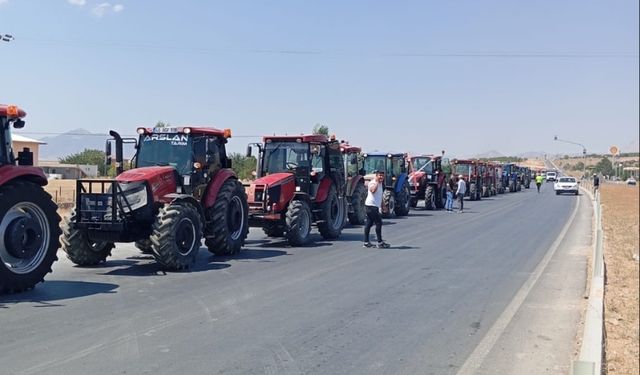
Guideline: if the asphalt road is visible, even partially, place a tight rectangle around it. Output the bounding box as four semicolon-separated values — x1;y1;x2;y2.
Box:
0;182;590;375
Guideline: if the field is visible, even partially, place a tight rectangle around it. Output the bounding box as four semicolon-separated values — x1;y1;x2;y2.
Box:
600;183;639;374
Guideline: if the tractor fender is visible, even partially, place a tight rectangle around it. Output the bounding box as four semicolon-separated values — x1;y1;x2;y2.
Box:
394;173;408;193
314;177;334;203
162;193;205;223
0;164;48;187
203;169;237;208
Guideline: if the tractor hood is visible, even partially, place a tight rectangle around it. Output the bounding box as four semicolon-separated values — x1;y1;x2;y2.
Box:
115;166;176;183
252;172;294;187
408;171;426;185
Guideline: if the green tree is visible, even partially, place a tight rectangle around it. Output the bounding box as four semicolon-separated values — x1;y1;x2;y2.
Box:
155;121;170;128
229;153;258;180
59;149;107;176
312;123;329;136
572;161;585;171
593;157;614;176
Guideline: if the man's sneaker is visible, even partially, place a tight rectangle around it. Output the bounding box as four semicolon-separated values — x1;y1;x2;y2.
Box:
377;242;390;249
363;242;373;248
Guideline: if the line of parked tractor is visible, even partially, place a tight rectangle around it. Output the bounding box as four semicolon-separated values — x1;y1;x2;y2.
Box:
1;104;537;294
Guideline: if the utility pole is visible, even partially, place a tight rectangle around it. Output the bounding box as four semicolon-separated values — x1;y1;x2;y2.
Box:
554;136;587;179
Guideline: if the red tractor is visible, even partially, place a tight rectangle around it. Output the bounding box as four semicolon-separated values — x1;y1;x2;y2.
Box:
451;159;483;201
407;154;450;210
61;126;249;270
480;162;498;197
245;134;346;246
340;142;367;225
0;105;61;293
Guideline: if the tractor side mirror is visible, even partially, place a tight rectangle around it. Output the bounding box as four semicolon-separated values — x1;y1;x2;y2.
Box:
13;119;25;129
246;145;252;157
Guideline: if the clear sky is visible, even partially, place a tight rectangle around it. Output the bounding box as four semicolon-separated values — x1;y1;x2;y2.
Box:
1;0;638;157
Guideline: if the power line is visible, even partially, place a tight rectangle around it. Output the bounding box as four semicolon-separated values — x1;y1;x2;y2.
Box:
14;131;262;138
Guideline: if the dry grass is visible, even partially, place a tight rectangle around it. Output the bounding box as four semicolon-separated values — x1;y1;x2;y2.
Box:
600;183;639;374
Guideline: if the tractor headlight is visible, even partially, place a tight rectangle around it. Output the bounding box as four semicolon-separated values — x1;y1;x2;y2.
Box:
118;184;148;213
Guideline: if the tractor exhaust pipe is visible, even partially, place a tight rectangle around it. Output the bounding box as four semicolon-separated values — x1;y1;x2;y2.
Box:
109;130;124;176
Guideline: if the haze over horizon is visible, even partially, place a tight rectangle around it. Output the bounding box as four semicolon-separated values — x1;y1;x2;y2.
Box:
2;0;638;157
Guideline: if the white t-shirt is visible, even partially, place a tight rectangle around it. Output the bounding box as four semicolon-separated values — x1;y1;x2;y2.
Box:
365;180;383;207
457;179;467;195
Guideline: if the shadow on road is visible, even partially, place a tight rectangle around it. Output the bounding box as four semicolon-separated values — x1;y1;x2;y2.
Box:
0;280;118;307
213;248;288;262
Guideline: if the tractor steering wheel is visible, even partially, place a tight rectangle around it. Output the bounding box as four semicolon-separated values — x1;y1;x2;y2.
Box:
286;161;298;170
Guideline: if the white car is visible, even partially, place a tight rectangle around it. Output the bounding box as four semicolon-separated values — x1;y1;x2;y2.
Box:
627;177;637;186
554;176;579;195
546;171;557;182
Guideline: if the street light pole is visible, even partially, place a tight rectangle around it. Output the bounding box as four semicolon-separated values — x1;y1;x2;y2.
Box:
554;135;587;179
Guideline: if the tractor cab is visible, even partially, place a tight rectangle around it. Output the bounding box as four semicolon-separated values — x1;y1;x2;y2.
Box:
362;152;410;217
451;159;482;200
245;134;346;246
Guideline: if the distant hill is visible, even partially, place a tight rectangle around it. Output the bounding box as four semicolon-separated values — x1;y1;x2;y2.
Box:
473;150;505;159
517;151;546;159
37;129;109;160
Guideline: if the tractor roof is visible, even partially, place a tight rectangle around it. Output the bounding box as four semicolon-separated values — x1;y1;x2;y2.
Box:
138;126;231;138
364;151;406;157
452;159;479;164
340;143;361;154
0;104;26;118
263;134;331;143
410;154;442;161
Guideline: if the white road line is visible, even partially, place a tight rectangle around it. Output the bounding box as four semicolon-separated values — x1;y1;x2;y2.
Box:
456;192;581;375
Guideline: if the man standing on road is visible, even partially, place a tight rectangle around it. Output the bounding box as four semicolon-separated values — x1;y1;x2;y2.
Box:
363;170;390;248
456;174;466;213
535;173;544;193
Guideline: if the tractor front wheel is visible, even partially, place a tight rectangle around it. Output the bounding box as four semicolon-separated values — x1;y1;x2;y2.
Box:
348;183;367;225
150;202;202;270
205;179;249;256
0;181;61;293
285;200;312;246
469;183;477;201
61;209;114;266
381;189;396;218
318;185;346;239
395;183;410;216
424;185;436;210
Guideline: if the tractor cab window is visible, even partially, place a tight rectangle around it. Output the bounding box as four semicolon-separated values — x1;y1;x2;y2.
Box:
363;156;386;175
442;158;451;174
391;157;404;177
137;133;193;175
346;153;359;177
328;143;344;176
310;144;325;173
262;141;310;175
454;164;471;176
412;157;431;173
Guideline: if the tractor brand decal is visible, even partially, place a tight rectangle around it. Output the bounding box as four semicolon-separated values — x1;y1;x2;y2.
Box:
143;134;189;146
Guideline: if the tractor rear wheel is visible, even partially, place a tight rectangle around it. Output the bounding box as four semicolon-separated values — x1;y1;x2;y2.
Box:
348;183;367;225
436;186;446;209
381;189;396;218
61;209;114;266
318;185;346;239
395;182;410;216
469;183;477;201
150;202;202;270
285;199;312;246
205;179;249;256
0;181;61;293
424;185;436;210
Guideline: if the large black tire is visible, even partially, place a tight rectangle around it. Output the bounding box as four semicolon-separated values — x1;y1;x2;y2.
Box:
135;239;153;254
395;182;410;216
150;202;202;270
205;179;249;256
381;189;396;218
61;209;115;266
318;185;346;239
469;183;477;201
285;199;312;246
263;223;284;237
435;186;446;209
0;180;61;294
424;185;436;210
409;197;418;208
348;183;367;225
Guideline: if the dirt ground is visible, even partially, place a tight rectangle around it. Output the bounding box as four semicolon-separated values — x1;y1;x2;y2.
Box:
600;183;639;374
